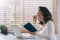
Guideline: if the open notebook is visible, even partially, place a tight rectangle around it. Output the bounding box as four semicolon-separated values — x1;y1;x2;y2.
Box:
23;22;37;32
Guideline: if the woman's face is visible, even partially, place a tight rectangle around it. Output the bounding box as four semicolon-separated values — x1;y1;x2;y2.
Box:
37;11;44;21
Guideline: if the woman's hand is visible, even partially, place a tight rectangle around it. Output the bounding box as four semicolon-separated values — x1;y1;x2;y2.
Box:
33;15;37;24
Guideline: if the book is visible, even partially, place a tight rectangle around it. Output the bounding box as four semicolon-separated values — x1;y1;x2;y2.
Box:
23;22;37;32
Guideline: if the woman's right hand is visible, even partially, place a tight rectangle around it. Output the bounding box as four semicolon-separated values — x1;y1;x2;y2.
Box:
33;15;37;24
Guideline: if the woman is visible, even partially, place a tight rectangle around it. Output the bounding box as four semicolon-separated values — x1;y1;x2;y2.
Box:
23;7;57;40
32;7;57;40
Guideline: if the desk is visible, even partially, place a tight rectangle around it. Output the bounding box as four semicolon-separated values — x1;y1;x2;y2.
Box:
0;33;37;40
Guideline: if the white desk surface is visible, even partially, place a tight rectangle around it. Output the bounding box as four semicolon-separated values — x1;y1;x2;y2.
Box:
0;33;59;40
0;33;38;40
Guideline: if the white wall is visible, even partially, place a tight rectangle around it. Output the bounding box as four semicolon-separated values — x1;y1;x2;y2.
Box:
57;0;60;34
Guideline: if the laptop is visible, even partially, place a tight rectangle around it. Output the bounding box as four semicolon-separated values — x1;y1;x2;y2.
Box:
12;25;23;39
11;25;36;39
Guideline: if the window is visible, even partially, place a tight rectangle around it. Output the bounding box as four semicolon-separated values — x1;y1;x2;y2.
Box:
0;0;57;33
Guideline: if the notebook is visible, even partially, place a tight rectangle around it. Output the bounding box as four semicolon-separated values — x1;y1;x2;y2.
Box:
23;22;37;32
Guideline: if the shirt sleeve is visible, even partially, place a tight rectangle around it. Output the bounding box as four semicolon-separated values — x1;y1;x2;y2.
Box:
47;21;57;40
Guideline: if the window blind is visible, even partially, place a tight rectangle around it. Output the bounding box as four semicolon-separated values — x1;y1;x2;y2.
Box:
22;0;53;26
0;0;53;30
